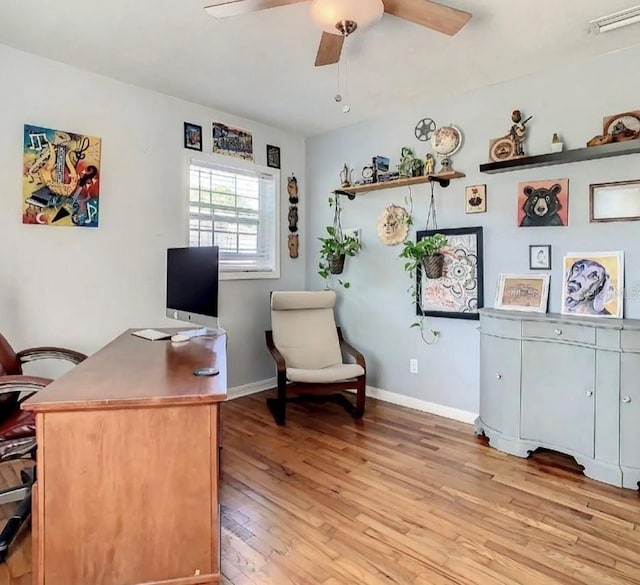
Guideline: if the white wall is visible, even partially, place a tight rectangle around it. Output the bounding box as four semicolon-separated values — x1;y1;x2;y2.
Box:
0;44;306;387
306;44;640;414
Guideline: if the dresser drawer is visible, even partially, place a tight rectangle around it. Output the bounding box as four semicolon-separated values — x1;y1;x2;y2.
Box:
621;330;640;352
522;320;595;345
480;315;521;339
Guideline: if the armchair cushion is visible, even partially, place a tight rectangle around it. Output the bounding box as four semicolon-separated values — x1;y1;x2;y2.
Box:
271;291;342;370
0;410;36;441
287;363;364;384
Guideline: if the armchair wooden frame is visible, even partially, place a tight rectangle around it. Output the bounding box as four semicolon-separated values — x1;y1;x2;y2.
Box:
265;327;366;425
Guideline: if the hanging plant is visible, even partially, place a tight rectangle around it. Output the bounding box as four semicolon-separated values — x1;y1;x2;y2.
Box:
318;195;362;289
398;182;445;344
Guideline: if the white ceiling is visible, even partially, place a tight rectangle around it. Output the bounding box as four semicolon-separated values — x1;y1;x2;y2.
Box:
1;0;640;135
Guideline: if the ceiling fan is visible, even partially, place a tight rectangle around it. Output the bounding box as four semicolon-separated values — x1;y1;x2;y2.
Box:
204;0;472;67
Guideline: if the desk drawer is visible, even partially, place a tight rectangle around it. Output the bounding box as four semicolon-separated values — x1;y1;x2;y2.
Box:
522;320;595;345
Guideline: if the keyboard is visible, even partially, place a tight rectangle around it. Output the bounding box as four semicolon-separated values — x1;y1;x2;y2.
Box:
131;329;171;341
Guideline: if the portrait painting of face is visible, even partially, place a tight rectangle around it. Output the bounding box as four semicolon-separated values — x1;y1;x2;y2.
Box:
561;252;624;318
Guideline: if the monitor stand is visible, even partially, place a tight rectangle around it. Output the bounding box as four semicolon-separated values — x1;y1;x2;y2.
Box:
177;326;224;339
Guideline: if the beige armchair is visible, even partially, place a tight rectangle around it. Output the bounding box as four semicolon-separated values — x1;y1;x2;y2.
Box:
265;290;366;425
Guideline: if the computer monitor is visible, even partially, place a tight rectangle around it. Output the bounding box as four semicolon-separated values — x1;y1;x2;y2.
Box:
166;246;219;331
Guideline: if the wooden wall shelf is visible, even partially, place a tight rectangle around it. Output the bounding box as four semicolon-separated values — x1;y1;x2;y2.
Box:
479;140;640;174
334;171;465;198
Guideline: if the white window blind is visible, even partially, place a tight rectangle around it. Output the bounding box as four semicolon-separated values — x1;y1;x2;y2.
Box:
189;161;278;277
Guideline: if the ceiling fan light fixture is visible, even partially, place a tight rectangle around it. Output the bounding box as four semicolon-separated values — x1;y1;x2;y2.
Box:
590;5;640;33
310;0;383;35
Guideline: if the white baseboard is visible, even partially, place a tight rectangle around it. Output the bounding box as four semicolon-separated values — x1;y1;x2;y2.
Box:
360;385;478;424
226;378;477;425
227;377;276;400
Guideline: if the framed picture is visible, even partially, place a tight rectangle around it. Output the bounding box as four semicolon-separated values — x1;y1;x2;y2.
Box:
561;251;624;318
465;184;486;214
529;244;552;270
495;273;550;313
184;122;202;151
212;122;253;160
517;178;569;227
416;226;484;320
590;179;640;222
266;144;281;169
23;124;101;228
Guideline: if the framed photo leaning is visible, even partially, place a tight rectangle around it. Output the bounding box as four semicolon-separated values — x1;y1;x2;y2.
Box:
495;273;550;313
561;251;624;318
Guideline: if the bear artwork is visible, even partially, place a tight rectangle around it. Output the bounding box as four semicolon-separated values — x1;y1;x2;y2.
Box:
517;179;569;227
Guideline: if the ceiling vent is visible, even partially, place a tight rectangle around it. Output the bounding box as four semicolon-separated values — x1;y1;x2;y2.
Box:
590;5;640;33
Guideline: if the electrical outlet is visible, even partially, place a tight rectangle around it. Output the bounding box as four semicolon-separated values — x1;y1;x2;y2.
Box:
410;358;418;374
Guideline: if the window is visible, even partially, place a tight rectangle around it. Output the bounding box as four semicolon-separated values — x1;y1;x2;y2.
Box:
189;159;279;279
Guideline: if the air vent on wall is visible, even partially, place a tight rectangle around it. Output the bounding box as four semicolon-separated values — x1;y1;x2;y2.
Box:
590;5;640;33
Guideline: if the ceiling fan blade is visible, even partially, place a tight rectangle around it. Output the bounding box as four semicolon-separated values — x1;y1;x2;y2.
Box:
204;0;306;18
382;0;471;35
314;32;344;67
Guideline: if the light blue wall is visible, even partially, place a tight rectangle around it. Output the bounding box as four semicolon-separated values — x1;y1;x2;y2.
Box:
305;45;640;414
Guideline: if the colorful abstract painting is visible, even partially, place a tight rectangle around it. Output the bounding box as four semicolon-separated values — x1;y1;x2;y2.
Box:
212;122;253;160
417;227;484;320
23;125;101;227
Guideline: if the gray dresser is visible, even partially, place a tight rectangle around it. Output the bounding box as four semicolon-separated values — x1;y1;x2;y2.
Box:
476;307;640;489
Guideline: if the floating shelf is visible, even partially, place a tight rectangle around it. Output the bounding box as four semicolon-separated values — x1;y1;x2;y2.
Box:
333;171;466;198
479;139;640;174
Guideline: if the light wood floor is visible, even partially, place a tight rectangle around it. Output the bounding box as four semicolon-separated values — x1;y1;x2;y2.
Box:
2;392;640;584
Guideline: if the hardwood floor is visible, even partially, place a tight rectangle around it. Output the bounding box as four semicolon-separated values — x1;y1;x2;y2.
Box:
2;391;640;584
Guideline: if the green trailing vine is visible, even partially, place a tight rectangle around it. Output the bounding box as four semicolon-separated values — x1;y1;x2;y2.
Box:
399;182;447;344
318;195;362;289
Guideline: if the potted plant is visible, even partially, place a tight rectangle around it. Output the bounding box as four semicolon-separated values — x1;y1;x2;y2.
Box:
399;233;448;344
399;233;448;279
397;147;424;177
318;226;362;288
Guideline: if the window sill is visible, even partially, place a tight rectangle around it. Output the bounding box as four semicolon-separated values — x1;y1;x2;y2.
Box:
220;271;281;281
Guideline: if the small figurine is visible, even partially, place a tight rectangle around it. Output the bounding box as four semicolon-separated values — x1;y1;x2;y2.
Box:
339;163;352;188
288;205;298;233
424;153;435;176
509;110;532;157
287;174;299;204
288;234;299;259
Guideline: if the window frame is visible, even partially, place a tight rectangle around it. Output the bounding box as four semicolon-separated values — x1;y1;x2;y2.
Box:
186;152;281;281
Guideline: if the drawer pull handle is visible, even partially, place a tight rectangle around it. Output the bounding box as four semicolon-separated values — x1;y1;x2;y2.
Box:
623;396;632;404
586;390;593;397
496;373;502;380
555;329;563;335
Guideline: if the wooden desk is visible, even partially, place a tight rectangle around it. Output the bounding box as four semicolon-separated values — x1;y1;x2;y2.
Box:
22;329;227;585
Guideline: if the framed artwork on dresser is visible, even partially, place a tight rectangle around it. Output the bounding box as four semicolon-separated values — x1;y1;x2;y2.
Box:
495;273;550;313
561;251;624;318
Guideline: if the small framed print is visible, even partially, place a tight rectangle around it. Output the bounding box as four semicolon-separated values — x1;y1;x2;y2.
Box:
266;144;281;169
184;122;202;151
529;244;552;270
465;185;486;214
495;273;550;313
